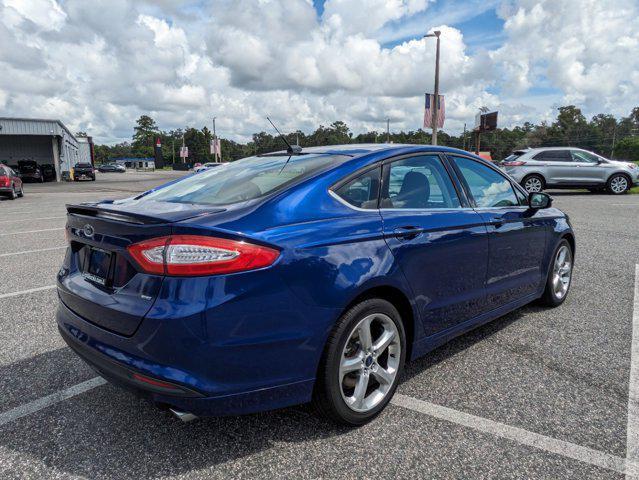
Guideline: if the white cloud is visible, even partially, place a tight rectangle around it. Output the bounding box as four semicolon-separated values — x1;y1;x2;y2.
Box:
0;0;636;145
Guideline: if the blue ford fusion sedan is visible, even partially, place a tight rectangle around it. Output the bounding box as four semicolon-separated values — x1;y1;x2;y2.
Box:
57;144;574;425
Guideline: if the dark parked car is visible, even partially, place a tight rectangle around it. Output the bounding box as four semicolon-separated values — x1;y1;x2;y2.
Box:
98;163;126;173
17;160;44;183
73;163;95;181
57;144;575;425
0;164;24;199
41;164;56;182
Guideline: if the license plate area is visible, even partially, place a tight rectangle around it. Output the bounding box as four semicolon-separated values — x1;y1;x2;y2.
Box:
82;246;113;287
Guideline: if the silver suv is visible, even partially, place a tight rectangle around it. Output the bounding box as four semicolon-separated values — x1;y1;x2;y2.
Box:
501;147;639;194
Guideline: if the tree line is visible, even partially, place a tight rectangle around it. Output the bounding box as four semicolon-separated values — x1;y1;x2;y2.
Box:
93;106;639;165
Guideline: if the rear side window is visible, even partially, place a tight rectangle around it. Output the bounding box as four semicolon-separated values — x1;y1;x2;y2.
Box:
451;156;518;208
333;168;381;209
381;155;460;209
533;150;571;162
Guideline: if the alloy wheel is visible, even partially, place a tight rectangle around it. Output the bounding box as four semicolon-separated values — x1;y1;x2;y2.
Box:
610;176;628;194
524;177;543;193
552;245;572;300
339;313;401;413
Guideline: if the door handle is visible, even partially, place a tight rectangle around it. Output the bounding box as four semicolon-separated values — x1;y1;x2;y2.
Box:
393;226;422;240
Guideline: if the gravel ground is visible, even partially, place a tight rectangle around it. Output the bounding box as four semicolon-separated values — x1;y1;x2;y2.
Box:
0;174;637;479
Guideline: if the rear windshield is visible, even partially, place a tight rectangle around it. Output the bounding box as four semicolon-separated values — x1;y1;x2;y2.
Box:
502;152;525;162
140;153;349;206
76;163;92;168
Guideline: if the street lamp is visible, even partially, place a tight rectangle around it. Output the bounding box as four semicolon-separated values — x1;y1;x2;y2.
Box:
424;30;441;146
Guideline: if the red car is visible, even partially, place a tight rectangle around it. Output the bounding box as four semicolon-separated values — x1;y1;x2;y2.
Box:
0;164;24;199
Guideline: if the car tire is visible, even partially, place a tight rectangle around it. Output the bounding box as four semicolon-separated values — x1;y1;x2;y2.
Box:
312;298;406;426
8;185;17;200
522;174;545;193
17;185;24;197
539;239;573;307
607;174;630;195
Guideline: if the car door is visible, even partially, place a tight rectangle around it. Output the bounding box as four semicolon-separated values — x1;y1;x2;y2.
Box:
449;155;547;309
379;154;489;337
570;150;606;184
532;150;573;184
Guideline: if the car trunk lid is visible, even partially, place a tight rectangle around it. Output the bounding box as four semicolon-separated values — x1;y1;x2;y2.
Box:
58;201;225;336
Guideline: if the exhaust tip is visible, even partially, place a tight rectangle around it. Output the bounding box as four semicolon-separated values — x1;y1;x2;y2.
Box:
169;408;198;423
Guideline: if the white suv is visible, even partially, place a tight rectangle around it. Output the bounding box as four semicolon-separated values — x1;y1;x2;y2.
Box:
501;147;639;194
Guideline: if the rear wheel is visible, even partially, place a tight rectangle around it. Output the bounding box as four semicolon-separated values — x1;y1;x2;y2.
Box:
522;174;545;193
539;239;573;307
17;185;24;197
8;185;17;200
607;174;630;195
313;298;406;426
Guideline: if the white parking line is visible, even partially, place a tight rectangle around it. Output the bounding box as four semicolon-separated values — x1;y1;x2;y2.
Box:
392;394;637;476
0;285;56;300
2;210;66;216
0;228;64;237
0;377;106;427
0;216;66;224
627;264;639;479
0;246;67;258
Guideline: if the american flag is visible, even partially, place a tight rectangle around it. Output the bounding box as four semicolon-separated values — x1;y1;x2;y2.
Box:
210;137;222;157
423;93;445;129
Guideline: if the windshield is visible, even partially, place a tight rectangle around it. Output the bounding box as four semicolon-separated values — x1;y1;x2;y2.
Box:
140;153;349;206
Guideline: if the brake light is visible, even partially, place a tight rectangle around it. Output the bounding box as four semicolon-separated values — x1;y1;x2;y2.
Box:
0;175;9;188
502;161;527;166
127;235;280;276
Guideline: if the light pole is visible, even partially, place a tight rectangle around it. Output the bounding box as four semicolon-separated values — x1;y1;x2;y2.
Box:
212;116;218;162
424;30;441;145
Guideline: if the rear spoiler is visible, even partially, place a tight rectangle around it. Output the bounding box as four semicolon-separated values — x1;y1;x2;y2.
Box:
66;204;163;225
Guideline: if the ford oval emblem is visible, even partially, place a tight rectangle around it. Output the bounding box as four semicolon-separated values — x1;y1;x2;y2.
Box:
83;224;95;238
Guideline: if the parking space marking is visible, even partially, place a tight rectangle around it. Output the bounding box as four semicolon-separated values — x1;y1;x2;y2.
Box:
2;210;66;216
0;285;56;300
0;228;64;237
0;377;106;428
0;246;66;258
391;394;637;476
0;216;66;224
627;264;639;479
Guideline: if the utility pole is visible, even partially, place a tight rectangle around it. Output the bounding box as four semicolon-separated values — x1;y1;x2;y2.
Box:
386;118;390;143
424;30;441;145
462;123;467;150
212;116;218;162
610;123;617;159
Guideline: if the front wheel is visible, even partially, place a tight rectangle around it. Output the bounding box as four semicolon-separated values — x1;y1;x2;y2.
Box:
313;298;406;426
539;239;573;307
607;174;630;195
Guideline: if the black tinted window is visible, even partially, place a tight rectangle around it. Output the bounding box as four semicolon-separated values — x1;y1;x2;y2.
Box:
452;156;518;208
334;168;381;209
533;150;571;162
381;155;460;209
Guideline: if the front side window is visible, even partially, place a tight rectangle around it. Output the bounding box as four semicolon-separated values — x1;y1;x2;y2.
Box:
571;150;600;164
139;153;349;206
451;156;519;208
333;167;381;209
381;155;460;209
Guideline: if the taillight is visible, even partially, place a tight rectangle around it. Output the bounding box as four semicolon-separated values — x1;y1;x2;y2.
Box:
502;161;526;166
0;175;9;187
127;235;280;276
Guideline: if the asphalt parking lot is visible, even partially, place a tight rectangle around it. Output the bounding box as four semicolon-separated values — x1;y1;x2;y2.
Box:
1;171;638;479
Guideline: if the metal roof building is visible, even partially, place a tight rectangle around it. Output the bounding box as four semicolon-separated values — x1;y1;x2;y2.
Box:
0;117;83;182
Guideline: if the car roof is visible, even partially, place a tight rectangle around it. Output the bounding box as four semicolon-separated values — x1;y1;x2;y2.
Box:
270;143;476;158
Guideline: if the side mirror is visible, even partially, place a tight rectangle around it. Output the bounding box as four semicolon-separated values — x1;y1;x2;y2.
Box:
529;192;552;209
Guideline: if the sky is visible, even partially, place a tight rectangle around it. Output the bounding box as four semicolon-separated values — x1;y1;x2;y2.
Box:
0;0;638;144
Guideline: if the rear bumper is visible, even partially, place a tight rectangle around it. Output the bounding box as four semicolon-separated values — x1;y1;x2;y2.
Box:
56;274;338;416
